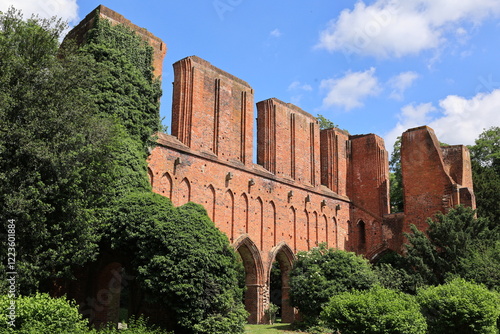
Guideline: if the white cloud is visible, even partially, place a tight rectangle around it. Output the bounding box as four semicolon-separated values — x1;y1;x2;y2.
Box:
384;89;500;152
320;67;381;110
388;71;419;100
288;80;312;92
0;0;79;24
316;0;500;58
270;28;282;38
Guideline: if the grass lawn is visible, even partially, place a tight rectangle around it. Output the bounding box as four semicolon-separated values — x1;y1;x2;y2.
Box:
244;323;306;334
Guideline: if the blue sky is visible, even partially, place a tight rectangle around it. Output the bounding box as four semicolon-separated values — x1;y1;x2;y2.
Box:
4;0;500;153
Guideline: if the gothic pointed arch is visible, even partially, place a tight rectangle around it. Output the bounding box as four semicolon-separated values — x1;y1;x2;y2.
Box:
255;197;264;250
357;219;366;245
223;189;235;241
177;177;191;206
159;172;173;199
267;241;296;323
206;184;216;221
240;193;249;234
233;235;265;324
147;167;154;187
332;216;338;249
269;200;277;245
322;214;328;246
289;206;296;252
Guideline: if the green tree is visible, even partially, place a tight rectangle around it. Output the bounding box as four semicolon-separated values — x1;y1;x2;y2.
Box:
316;114;338;130
0;8;116;293
417;278;500;334
404;206;499;287
459;240;500;292
389;137;404;212
289;244;378;321
321;287;427;334
104;193;247;334
469;126;500;224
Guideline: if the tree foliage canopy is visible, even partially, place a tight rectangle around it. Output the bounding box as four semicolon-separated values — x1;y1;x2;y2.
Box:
469;126;500;224
389;136;404;213
0;8;116;292
289;244;378;320
104;193;247;334
404;205;500;289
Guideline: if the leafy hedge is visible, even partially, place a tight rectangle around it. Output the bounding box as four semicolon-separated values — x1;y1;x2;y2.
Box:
321;286;427;334
417;278;500;334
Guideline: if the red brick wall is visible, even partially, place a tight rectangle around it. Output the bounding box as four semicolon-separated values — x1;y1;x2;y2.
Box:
171;56;254;165
256;98;320;185
346;134;390;256
401;126;475;234
320;128;349;196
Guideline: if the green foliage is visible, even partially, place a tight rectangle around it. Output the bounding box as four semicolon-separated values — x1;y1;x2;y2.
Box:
459;240;500;292
373;262;421;294
0;293;90;333
405;206;499;287
316;114;338;130
0;8;117;293
289;244;378;320
79;16;162;147
417;278;500;334
389;136;404;212
469;126;500;224
264;303;279;325
321;287;427;334
104;192;247;334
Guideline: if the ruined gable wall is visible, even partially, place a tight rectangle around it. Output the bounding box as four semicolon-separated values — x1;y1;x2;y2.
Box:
64;5;166;77
401;126;474;233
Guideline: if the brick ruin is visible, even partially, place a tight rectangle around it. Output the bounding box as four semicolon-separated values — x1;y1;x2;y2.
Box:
66;5;475;326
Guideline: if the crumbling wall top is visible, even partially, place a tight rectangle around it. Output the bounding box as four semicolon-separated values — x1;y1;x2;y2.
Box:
175;56;252;89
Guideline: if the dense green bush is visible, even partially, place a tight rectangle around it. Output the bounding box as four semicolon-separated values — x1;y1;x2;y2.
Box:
0;293;90;333
105;192;247;334
289;244;378;320
321;287;427;334
417;278;500;334
0;293;174;333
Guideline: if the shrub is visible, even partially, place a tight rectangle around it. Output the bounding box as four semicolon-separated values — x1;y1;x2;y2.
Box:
320;286;427;334
0;293;90;333
105;192;247;334
289;244;378;320
417;278;500;334
264;303;279;324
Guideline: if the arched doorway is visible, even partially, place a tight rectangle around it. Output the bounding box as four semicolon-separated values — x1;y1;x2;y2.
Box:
233;235;264;324
268;242;295;323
